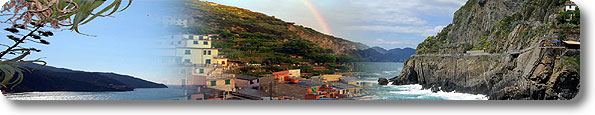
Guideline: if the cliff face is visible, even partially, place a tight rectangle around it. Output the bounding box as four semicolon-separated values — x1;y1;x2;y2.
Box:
392;0;580;100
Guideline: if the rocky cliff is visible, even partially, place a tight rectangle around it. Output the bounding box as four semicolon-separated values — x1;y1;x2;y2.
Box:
391;0;580;100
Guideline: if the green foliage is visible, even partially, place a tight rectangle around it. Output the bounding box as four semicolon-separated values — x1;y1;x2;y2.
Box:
1;0;132;35
279;38;318;56
312;54;336;64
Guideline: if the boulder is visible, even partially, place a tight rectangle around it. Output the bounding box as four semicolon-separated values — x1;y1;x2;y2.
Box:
378;78;389;85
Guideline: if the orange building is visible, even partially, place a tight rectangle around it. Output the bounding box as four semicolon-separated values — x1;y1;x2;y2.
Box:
273;70;299;83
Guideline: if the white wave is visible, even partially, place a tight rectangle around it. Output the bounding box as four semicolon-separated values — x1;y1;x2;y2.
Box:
388;84;488;100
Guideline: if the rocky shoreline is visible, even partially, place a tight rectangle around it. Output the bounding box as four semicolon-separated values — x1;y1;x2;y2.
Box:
389;0;580;100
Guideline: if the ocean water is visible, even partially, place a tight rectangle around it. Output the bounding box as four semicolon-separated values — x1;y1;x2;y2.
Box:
352;62;488;100
3;87;187;100
3;62;487;100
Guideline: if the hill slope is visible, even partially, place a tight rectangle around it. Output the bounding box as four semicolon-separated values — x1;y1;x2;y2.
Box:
183;1;368;54
2;64;167;93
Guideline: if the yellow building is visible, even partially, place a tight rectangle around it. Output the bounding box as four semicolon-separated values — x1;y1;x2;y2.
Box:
312;74;343;82
206;74;236;92
159;34;227;86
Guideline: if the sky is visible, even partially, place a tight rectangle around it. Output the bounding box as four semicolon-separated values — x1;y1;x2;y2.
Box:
0;0;178;83
203;0;468;49
0;0;466;84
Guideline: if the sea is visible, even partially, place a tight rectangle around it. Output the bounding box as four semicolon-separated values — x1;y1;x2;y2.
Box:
2;62;487;100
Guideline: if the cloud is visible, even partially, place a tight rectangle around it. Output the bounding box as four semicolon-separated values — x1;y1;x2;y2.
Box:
348;25;446;36
346;0;467;25
370;39;420;47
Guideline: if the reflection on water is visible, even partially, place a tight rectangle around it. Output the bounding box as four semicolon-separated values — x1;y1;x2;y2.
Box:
4;87;186;100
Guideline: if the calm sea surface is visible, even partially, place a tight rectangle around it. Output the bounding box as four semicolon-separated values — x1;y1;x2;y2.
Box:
3;87;187;100
3;62;487;100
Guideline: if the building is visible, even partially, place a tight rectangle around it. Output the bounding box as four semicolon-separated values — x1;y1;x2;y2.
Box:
161;16;189;27
273;70;300;83
188;86;226;100
562;40;580;49
339;77;365;87
312;74;343;82
206;73;236;92
160;34;228;86
260;76;326;100
565;1;577;11
288;69;301;77
234;88;285;100
329;82;361;98
235;75;260;89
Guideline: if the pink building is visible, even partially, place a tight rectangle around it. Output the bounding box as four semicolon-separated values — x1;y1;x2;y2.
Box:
235;75;260;90
189;75;207;86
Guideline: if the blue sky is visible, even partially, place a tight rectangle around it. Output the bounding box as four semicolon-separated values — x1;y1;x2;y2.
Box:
203;0;467;49
1;0;178;83
1;0;466;83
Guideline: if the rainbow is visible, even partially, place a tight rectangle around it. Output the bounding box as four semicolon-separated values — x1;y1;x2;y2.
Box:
301;0;333;35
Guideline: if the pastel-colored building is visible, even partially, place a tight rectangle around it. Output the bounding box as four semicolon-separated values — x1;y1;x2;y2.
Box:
273;69;302;83
565;1;577;11
329;82;361;98
161;16;189;27
339;77;365;87
235;75;260;90
206;74;236;92
288;69;301;77
188;86;226;100
312;74;343;82
259;76;326;100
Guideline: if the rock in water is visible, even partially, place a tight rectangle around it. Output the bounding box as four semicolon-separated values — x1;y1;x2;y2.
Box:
378;78;389;85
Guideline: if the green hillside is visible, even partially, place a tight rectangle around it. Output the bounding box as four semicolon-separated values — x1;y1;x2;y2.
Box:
180;1;363;76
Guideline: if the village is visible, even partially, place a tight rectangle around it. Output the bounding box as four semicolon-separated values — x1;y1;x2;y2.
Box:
160;33;371;100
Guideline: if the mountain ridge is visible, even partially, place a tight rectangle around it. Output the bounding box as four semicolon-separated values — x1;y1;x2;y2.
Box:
1;63;167;93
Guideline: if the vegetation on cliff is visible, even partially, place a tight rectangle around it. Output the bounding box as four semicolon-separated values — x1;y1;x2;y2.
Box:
394;0;580;100
182;1;363;77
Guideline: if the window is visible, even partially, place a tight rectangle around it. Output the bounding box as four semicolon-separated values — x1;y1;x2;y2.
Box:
210;81;216;86
207;51;212;55
199;36;204;40
225;79;230;85
181;69;186;74
184;59;190;63
177;41;181;44
185;50;191;55
189;35;194;39
193;41;199;44
199;69;204;74
203;50;207;55
249;80;254;85
206;59;211;64
257;79;260;83
203;41;208;45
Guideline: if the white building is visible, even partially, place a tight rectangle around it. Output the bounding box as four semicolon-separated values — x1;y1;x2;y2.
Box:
161;16;189;27
565;1;577;11
160;34;230;89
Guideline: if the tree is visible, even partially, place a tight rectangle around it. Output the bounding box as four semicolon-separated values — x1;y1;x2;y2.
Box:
0;0;132;90
279;38;317;56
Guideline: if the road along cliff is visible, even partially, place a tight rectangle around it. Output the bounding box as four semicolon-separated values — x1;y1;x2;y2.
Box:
391;0;580;100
